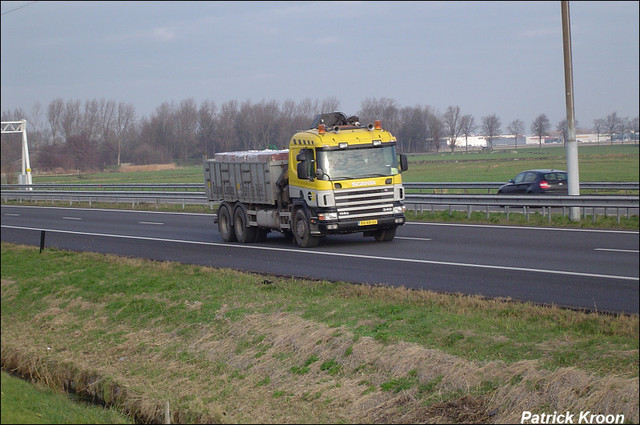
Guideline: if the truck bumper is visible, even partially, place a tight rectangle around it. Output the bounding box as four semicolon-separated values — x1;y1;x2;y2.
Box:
313;214;405;235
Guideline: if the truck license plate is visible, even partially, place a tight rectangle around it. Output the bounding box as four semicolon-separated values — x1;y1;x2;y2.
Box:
359;219;378;226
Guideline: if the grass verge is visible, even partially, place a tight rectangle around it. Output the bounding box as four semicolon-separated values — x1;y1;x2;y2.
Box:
1;371;133;424
1;242;638;423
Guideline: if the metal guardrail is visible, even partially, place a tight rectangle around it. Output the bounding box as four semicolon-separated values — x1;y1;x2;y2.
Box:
404;194;638;209
1;190;208;208
403;182;640;192
3;181;638;192
1;183;204;191
2;183;638;222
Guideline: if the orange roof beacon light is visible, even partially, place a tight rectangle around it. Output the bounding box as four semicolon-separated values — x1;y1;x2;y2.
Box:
318;124;326;134
374;120;382;130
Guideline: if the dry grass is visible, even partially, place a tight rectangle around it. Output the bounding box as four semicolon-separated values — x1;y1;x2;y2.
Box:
2;309;638;424
1;245;638;423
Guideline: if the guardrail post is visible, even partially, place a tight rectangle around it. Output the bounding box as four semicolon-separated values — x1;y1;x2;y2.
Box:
39;231;46;253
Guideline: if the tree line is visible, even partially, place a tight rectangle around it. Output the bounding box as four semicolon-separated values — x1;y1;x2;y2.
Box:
2;97;638;174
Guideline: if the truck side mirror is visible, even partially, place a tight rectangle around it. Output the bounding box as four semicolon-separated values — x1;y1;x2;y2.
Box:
399;154;408;172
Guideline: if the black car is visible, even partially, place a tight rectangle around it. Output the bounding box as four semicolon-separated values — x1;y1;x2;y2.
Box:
497;169;568;194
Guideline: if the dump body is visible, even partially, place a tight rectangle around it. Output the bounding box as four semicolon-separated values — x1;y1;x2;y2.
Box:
204;150;288;205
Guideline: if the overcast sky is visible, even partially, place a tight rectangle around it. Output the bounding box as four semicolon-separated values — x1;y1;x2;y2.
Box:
1;1;638;131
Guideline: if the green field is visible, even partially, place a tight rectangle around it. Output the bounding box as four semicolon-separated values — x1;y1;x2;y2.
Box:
30;144;639;184
1;243;638;424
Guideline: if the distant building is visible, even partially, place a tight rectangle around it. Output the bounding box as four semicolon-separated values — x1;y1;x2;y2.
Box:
449;129;624;148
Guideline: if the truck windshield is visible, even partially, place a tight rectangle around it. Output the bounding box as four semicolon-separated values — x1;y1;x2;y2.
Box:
316;145;399;181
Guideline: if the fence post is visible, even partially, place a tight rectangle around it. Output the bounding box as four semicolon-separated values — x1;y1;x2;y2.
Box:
39;231;46;253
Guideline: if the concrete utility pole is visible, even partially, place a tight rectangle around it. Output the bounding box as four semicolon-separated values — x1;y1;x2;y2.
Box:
561;1;580;220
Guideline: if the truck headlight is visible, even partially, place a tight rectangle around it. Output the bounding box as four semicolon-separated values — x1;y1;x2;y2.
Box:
318;212;338;221
393;205;406;214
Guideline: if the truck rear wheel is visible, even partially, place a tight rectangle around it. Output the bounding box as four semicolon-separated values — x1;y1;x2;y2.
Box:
234;204;257;243
373;227;396;242
218;204;236;242
293;209;319;248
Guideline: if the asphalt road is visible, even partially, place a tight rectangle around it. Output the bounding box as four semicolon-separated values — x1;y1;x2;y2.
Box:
2;205;638;314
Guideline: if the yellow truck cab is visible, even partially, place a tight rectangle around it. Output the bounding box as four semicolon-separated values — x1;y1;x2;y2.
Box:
204;112;408;248
288;112;407;246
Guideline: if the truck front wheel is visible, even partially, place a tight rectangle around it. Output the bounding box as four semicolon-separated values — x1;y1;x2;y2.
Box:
218;204;236;242
293;209;319;248
373;227;396;242
234;205;257;243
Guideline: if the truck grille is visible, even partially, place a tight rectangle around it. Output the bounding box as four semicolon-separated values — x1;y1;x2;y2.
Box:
333;187;396;220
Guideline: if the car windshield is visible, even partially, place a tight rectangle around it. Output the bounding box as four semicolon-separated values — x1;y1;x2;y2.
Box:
316;145;399;181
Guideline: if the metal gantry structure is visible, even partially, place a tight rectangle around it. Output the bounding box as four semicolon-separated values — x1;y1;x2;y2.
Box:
1;120;32;186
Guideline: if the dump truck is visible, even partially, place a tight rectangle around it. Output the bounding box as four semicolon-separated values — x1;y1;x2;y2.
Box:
203;112;408;247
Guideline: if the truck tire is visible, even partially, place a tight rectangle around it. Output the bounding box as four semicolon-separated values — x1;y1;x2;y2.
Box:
218;204;236;242
234;204;258;243
373;227;396;242
293;209;319;248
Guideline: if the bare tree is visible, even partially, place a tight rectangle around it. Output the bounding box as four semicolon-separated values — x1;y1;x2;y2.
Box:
144;102;176;163
60;99;82;143
443;105;463;153
320;97;340;115
556;118;580;145
507;119;524;150
115;102;136;166
197;100;217;158
593;118;604;145
604;112;622;145
298;98;320;118
27;102;47;153
481;114;501;150
531;114;551;148
459;114;476;152
174;98;199;162
631;116;639;142
426;110;444;152
46;98;65;144
620;116;632;142
358;97;399;133
82;99;101;141
397;106;428;153
216;100;240;152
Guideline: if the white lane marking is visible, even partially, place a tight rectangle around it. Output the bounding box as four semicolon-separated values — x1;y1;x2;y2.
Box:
396;236;432;241
595;248;639;254
406;221;639;234
139;221;164;225
3;225;638;282
3;205;638;234
1;204;212;216
4;213;20;216
62;217;82;220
